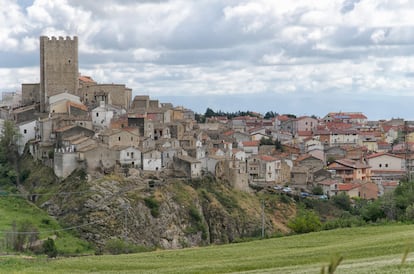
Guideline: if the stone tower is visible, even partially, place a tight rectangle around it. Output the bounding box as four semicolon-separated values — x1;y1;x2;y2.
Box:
39;36;79;112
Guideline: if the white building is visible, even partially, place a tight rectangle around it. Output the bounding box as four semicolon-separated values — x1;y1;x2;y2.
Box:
17;120;37;155
91;101;126;129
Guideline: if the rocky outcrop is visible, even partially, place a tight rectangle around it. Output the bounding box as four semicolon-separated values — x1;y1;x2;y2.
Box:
33;169;294;250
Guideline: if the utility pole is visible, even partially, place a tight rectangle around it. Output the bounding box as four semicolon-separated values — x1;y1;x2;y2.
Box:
261;199;265;239
404;121;411;182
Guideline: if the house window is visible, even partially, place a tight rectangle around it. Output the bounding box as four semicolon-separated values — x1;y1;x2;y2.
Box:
118;137;121;141
24;129;27;134
127;152;129;156
131;137;133;141
379;164;382;168
131;152;134;158
385;164;388;168
96;113;99;117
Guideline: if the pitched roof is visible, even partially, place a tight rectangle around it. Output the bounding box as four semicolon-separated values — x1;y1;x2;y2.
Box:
79;75;95;83
338;183;361;191
242;141;260;147
317;179;339;186
366;152;404;159
297;131;313;137
330;158;370;169
326;122;354;130
222;130;234;136
55;124;76;133
67;101;88;111
277;115;291;122
259;155;278;162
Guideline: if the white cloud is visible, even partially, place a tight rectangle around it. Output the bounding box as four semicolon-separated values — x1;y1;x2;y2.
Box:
3;0;414;119
133;48;161;62
371;29;386;44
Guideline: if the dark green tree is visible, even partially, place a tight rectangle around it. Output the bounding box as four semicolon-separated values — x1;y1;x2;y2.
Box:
204;108;216;118
331;193;352;211
361;200;385;222
312;186;324;195
195;113;205;123
264;111;278;119
42;238;58;258
259;137;274;146
0;120;21;186
274;139;283;151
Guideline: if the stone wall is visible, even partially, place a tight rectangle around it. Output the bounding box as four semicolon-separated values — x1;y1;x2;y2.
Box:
21;83;40;105
54;151;78;178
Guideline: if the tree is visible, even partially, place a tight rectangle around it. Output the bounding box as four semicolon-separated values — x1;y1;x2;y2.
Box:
195;113;205;123
259;137;274;146
0;120;21;186
288;208;322;233
284;114;297;119
361;200;385;222
0;120;20;162
264;111;278;119
274;139;283;151
331;193;352;211
204;108;216;118
312;186;324;195
5;220;39;252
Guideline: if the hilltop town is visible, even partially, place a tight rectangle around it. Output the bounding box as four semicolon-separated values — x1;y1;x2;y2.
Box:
0;36;412;201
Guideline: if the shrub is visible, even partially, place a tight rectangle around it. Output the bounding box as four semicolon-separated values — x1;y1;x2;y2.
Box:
405;204;414;221
5;220;39;252
144;197;160;217
104;238;154;255
42;238;58;258
19;169;30;182
312;186;323;195
322;215;365;230
279;194;291;204
288;209;322;234
331;193;351;211
361;200;385;222
189;206;202;223
187;206;207;240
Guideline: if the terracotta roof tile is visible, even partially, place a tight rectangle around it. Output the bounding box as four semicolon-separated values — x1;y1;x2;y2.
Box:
338;183;360;191
242;141;260;147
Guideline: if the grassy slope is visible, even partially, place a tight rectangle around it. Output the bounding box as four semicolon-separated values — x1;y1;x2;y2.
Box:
0;196;93;255
2;224;414;273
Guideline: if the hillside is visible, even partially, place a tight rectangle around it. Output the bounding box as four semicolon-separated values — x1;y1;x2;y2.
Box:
18;155;296;250
0;195;93;255
1;224;414;273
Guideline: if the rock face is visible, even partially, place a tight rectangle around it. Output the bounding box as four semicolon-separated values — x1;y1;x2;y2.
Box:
37;170;294;250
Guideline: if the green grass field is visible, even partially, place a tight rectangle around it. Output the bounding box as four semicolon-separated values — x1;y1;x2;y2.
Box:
2;224;414;273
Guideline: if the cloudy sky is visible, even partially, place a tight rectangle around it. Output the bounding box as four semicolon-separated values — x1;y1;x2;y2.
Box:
1;0;414;119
